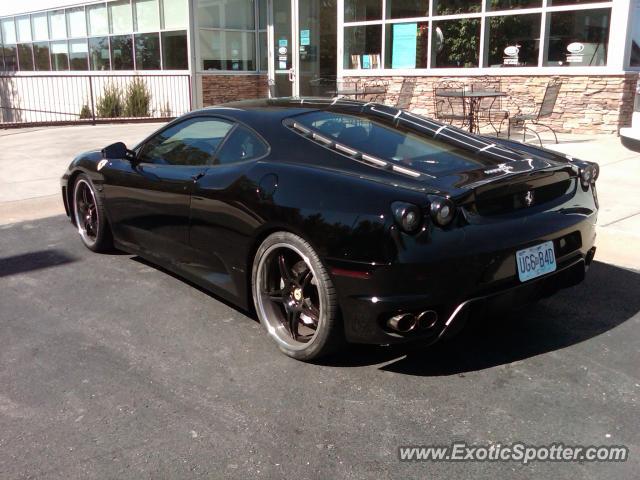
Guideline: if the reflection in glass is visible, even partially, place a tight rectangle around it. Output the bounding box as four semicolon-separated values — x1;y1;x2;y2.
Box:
89;37;111;70
486;0;541;10
630;5;640;67
259;31;268;71
88;5;110;36
199;30;255;70
433;0;480;15
135;0;161;31
67;7;87;38
51;41;69;70
198;0;255;29
110;35;134;69
2;45;18;71
69;39;89;70
386;0;428;19
18;44;34;71
49;10;67;39
1;18;17;44
162;30;189;69
109;0;133;34
544;8;610;67
32;13;49;41
486;13;541;67
384;22;428;69
135;33;161;69
344;0;381;22
33;42;51;70
344;25;382;69
16;16;32;43
431;18;480;68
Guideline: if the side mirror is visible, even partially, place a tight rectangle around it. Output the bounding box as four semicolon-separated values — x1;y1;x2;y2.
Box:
102;142;136;161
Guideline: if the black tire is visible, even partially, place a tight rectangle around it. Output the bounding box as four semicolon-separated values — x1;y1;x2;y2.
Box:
72;173;113;252
251;231;344;361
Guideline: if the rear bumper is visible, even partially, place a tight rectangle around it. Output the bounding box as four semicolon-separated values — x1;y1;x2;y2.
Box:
329;207;597;345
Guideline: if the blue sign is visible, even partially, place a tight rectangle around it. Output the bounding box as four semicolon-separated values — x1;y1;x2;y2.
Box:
300;29;310;46
391;23;417;69
279;38;288;47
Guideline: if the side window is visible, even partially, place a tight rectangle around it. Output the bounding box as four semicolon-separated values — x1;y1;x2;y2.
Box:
215;126;269;165
138;117;234;166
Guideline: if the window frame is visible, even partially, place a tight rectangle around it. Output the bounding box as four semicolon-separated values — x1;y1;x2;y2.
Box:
340;0;619;76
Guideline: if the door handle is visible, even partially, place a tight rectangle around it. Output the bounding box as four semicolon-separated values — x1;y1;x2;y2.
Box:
191;172;205;182
288;68;295;82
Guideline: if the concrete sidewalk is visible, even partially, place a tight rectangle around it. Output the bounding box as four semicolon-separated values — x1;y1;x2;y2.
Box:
0;124;638;270
0;123;164;223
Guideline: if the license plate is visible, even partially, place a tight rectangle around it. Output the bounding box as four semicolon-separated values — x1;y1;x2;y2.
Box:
516;241;557;282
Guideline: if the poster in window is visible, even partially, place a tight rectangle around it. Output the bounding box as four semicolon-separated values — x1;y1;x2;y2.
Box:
391;23;417;69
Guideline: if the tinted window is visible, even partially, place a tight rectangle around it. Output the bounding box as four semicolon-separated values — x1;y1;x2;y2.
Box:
293;111;482;175
216;126;269;165
139;117;234;165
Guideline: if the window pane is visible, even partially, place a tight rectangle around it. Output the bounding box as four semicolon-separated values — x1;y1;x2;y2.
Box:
2;45;18;71
16;16;32;43
486;13;541;67
198;0;255;30
70;39;89;70
33;42;51;70
139;118;234;165
32;13;49;41
199;30;256;70
258;0;267;30
386;0;428;19
162;0;188;30
486;0;541;10
544;8;610;67
344;0;381;22
67;8;87;38
110;35;134;69
433;0;480;15
110;0;133;34
88;4;109;36
162;30;189;69
217;126;269;165
135;0;160;31
547;0;603;5
344;24;382;69
432;18;480;68
135;33;160;69
89;36;111;70
385;22;428;68
259;31;268;71
49;10;67;39
1;19;17;44
51;41;69;70
630;3;640;67
18;43;34;70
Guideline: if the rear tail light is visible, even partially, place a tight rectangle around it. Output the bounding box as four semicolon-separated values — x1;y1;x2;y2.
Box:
392;202;423;233
580;164;599;188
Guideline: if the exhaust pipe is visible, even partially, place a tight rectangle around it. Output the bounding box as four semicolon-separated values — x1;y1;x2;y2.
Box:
387;313;417;333
417;310;438;330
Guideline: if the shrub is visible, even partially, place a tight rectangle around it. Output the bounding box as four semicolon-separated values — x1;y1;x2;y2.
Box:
96;83;123;118
159;101;172;118
124;78;152;118
79;104;93;120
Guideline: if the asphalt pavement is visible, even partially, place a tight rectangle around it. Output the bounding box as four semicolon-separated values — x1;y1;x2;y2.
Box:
0;215;639;479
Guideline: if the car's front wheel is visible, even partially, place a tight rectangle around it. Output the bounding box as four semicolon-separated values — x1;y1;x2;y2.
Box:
73;173;112;252
252;232;343;361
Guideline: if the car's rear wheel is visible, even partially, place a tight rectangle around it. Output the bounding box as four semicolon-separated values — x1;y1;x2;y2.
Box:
252;232;343;361
73;174;112;252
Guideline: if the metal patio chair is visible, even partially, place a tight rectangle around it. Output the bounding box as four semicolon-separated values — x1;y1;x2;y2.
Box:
361;78;389;103
470;76;509;135
433;80;469;128
505;78;563;146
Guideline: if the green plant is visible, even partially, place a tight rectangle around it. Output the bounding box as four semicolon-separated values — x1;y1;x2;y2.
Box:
96;83;123;118
79;104;93;120
159;101;172;118
124;78;152;117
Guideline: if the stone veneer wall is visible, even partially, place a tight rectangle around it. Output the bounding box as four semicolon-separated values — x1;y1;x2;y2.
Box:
349;74;638;135
200;74;268;106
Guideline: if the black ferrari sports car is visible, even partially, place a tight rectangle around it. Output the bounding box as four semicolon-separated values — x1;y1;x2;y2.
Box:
61;98;599;360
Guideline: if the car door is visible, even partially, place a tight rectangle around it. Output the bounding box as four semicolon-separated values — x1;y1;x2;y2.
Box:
101;116;235;261
187;124;270;302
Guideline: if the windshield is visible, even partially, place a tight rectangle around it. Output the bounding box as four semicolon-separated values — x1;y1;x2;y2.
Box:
291;111;485;176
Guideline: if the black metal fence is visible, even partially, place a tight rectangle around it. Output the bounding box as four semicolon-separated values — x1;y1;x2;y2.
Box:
0;74;191;127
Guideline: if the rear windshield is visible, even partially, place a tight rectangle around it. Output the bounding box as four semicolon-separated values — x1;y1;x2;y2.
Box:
291;111;484;176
